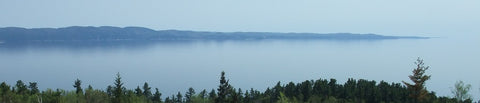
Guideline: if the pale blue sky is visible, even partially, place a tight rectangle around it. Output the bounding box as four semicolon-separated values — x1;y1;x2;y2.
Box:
1;0;479;36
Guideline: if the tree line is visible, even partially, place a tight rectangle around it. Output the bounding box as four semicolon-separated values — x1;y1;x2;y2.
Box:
0;58;473;103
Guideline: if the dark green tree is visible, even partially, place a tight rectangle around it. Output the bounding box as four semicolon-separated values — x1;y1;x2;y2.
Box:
112;72;125;103
152;88;162;103
402;58;431;103
185;87;195;103
15;80;28;95
134;86;143;96
28;82;39;94
143;82;152;99
216;71;232;103
165;96;173;103
209;89;217;101
0;82;12;102
199;89;207;99
176;92;183;103
73;78;83;94
106;85;113;97
272;82;282;102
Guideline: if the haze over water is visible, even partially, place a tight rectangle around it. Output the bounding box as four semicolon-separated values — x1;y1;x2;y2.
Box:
0;35;478;99
1;0;480;101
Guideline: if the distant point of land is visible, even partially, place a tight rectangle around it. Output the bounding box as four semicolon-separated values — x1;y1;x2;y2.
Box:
0;26;428;42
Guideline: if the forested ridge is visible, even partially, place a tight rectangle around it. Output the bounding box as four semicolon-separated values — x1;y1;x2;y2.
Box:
0;58;471;103
0;26;427;42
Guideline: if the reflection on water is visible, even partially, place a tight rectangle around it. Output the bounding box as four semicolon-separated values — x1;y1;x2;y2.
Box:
0;38;478;99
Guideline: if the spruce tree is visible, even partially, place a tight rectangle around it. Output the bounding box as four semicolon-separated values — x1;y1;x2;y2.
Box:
216;71;232;103
185;87;195;103
152;88;162;103
143;82;152;99
73;78;83;94
209;89;217;101
402;58;431;103
112;72;124;103
134;86;143;96
176;92;183;103
199;89;207;99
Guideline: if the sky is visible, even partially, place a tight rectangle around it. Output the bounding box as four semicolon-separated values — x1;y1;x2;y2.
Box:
1;0;479;37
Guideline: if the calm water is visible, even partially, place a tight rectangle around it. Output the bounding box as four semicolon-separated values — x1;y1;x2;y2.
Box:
0;36;479;99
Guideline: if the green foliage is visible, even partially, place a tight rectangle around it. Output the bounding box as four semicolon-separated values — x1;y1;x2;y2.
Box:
152;88;162;103
176;92;183;103
143;82;152;99
402;57;431;103
74;78;83;94
28;82;39;95
0;69;460;103
216;71;232;103
185;87;195;103
112;72;125;103
452;80;472;102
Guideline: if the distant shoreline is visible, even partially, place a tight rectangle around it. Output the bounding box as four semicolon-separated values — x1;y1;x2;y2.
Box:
0;26;429;42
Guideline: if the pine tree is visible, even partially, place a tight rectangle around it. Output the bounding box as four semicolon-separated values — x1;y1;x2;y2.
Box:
28;82;39;94
199;89;207;99
152;88;162;103
143;82;152;99
216;71;232;103
209;89;217;101
112;72;125;103
185;87;195;103
402;58;431;103
73;78;83;94
135;86;143;96
176;92;183;103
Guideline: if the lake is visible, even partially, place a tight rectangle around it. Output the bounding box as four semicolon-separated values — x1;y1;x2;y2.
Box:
0;36;479;99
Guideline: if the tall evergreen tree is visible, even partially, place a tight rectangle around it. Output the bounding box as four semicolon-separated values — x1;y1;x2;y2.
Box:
73;78;83;94
165;97;173;103
112;72;125;103
185;87;195;103
106;85;113;97
402;58;431;103
152;88;162;103
134;86;143;96
209;89;217;101
176;92;183;103
143;82;152;99
199;89;207;99
216;71;232;103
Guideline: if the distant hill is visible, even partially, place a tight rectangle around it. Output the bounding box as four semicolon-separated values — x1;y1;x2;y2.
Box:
0;26;428;42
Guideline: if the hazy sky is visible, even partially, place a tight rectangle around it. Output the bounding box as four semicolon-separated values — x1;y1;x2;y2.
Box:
1;0;479;36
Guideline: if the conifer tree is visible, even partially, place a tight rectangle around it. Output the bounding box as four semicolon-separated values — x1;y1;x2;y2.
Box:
185;87;195;103
176;92;183;103
143;82;152;99
112;72;125;103
134;86;143;96
402;58;431;103
152;88;162;103
73;78;83;94
216;71;232;103
28;82;39;94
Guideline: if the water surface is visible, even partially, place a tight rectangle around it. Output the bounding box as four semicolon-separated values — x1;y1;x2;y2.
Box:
0;37;479;99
